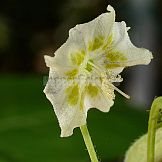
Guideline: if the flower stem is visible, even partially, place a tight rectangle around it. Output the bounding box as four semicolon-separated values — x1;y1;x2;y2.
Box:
80;124;99;162
147;97;162;162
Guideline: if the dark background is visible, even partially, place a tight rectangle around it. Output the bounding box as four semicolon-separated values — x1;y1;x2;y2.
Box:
0;0;161;161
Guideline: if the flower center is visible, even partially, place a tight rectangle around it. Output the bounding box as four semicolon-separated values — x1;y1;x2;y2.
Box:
85;61;130;99
85;60;94;72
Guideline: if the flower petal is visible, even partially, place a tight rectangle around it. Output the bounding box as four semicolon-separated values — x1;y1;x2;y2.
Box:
71;5;115;52
45;28;86;74
44;70;87;137
44;55;80;79
84;83;114;112
105;21;153;67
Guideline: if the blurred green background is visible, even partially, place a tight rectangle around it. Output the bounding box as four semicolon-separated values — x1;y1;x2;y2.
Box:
0;0;162;162
0;75;148;162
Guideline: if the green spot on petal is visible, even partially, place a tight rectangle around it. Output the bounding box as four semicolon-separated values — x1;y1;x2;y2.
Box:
106;50;127;68
66;84;79;106
88;36;104;51
71;50;85;66
86;84;99;97
65;69;78;78
106;63;123;68
106;51;127;62
102;34;113;50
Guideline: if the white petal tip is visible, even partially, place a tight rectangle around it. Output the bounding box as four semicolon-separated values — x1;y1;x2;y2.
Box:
43;88;47;94
144;50;153;65
44;55;54;67
150;53;153;59
60;129;73;138
127;27;131;31
107;5;114;12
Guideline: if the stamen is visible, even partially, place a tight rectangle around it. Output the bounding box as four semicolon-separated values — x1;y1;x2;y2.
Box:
101;82;115;99
84;69;91;74
112;85;130;99
101;73;115;99
101;72;130;99
88;61;102;73
86;61;130;99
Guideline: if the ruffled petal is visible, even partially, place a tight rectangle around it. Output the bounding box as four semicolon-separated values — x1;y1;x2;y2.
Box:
105;21;153;68
71;5;115;52
83;81;114;112
44;69;87;137
45;27;86;75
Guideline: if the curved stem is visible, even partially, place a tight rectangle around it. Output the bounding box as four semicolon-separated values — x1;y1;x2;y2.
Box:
147;97;162;162
80;124;99;162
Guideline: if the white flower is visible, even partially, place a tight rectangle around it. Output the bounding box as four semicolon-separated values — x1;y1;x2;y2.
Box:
124;128;162;162
44;5;153;137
